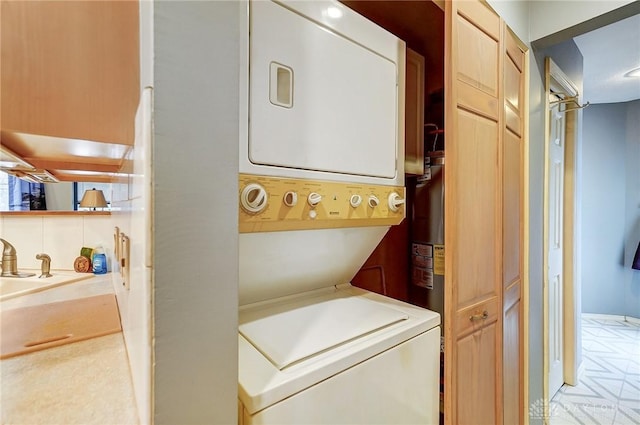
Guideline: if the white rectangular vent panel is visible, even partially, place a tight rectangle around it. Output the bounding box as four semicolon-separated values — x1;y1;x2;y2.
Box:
239;293;408;370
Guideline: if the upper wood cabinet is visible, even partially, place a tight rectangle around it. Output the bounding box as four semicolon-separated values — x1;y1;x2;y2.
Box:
405;48;426;175
0;1;139;180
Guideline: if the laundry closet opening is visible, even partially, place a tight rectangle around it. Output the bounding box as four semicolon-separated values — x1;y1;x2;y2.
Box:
344;0;446;305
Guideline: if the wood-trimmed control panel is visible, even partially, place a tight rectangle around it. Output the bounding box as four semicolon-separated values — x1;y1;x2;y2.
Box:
239;174;405;233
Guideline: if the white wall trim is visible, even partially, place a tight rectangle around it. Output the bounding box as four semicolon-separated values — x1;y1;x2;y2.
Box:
543;56;582;411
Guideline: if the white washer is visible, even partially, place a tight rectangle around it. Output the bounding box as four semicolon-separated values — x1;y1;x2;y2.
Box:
238;1;440;424
238;284;440;425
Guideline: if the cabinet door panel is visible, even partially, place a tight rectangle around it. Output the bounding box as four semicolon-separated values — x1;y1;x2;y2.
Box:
503;129;522;286
1;1;139;145
453;108;499;307
456;0;501;41
456;322;498;425
455;14;499;97
457;82;499;120
504;60;522;136
455;297;499;338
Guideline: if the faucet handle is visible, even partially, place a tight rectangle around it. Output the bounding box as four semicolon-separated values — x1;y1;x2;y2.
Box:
36;253;53;278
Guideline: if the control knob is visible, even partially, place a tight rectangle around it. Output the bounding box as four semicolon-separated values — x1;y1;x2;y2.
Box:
283;191;298;207
388;192;406;212
240;183;268;213
368;195;380;208
349;194;362;208
307;192;322;207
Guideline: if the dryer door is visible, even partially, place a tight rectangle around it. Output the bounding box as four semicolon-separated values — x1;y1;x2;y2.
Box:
249;0;400;179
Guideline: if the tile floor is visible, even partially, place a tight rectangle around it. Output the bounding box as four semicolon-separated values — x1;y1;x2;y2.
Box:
549;316;640;424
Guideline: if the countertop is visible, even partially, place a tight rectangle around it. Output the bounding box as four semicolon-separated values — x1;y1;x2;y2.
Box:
0;273;139;424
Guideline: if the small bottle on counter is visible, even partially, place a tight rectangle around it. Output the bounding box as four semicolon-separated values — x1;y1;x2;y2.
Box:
92;246;108;275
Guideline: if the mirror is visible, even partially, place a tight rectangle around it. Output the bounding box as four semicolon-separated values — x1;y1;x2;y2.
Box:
0;171;112;212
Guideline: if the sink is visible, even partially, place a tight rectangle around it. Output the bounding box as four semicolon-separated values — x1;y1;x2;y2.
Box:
0;271;94;301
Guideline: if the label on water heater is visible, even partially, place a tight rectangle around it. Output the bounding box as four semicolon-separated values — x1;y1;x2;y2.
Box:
412;243;432;258
412;267;434;289
413;255;433;269
411;243;434;289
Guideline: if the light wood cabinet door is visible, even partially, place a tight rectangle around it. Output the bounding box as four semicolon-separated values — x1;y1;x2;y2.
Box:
456;322;498;425
405;48;425;175
1;1;139;145
502;25;526;425
444;1;502;424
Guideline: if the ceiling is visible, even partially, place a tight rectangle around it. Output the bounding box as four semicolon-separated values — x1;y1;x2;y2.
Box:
573;13;640;104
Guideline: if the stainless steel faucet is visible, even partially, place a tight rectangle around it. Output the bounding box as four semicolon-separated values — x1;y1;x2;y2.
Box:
0;238;36;278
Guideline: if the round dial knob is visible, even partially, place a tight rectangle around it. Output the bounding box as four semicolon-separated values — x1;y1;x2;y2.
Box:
349;194;362;208
307;192;322;207
283;191;298;207
368;195;380;208
388;192;406;212
240;183;268;213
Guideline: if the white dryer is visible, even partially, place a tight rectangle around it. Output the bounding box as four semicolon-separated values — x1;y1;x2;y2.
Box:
238;1;440;424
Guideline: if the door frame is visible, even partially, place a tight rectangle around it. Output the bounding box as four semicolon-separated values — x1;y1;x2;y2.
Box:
542;57;580;419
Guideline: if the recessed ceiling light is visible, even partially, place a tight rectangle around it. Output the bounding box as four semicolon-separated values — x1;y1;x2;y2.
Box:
624;67;640;78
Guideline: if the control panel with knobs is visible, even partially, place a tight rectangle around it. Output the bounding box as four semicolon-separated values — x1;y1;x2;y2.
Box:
349;194;362;208
239;174;404;232
307;192;322;207
387;192;406;212
240;183;268;213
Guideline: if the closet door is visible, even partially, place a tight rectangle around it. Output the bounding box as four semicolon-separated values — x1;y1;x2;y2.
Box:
502;25;526;425
444;1;502;424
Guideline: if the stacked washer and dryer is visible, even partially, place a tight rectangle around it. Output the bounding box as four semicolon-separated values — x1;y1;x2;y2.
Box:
237;1;440;424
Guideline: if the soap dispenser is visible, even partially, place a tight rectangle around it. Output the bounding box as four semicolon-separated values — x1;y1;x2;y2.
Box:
92;246;108;275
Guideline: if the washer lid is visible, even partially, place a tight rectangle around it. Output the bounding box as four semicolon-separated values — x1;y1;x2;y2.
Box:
239;291;408;370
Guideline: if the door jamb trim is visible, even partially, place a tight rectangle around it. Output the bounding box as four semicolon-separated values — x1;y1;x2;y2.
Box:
542;57;580;421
